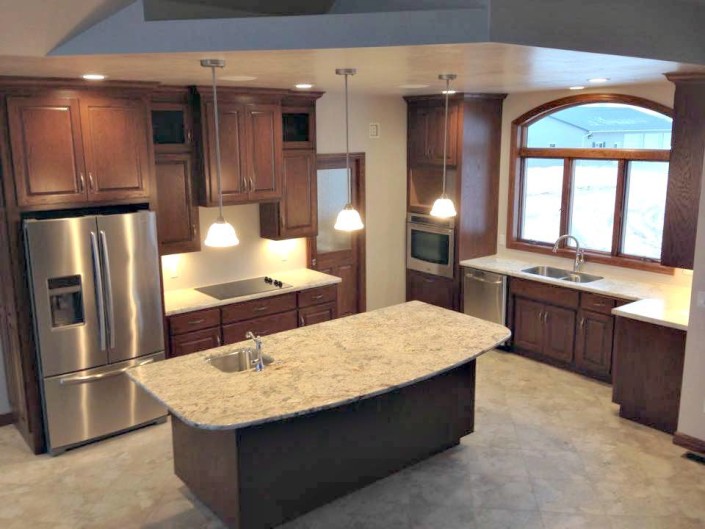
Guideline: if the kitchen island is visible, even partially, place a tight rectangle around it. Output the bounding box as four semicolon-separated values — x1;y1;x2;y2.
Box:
129;301;510;529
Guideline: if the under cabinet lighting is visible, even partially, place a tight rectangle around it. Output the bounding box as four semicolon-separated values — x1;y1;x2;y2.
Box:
588;78;609;84
569;86;585;90
295;83;314;89
82;74;106;81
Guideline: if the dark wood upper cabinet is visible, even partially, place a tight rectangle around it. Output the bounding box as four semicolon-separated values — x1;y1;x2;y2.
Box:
282;106;316;149
7;92;152;209
407;102;458;167
260;150;317;240
152;101;193;153
80;97;151;202
155;153;200;255
7;96;87;207
661;74;705;269
243;103;282;201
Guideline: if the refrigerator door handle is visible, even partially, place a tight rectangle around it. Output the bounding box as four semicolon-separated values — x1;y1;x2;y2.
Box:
99;230;116;350
90;231;108;352
59;358;157;385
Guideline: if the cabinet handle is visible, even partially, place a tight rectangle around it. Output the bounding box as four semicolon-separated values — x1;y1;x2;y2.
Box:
216;335;221;346
192;224;197;237
249;177;255;193
253;306;268;312
312;294;324;301
188;319;205;325
544;312;549;324
78;173;85;192
88;172;95;191
186;129;193;144
538;310;544;322
299;315;305;326
423;278;435;283
580;317;585;328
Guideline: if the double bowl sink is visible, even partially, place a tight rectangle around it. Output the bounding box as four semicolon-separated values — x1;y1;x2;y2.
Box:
522;265;603;284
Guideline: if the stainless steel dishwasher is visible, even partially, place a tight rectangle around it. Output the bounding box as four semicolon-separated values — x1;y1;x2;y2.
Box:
463;267;508;325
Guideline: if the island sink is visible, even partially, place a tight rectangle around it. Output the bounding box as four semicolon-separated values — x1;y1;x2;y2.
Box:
522;265;602;284
206;349;274;373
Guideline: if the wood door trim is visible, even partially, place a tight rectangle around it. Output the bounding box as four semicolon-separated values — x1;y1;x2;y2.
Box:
673;432;705;455
309;152;366;313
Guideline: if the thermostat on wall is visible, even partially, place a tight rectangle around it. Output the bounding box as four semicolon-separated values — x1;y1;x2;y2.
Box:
369;122;380;138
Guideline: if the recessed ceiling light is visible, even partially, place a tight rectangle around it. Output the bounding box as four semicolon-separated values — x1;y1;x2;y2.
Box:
442;90;457;95
295;83;314;89
588;78;609;84
399;84;429;89
569;86;585;90
220;75;257;82
82;74;106;81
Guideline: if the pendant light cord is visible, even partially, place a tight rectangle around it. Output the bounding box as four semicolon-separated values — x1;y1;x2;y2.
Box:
211;65;224;220
442;77;450;196
344;72;352;206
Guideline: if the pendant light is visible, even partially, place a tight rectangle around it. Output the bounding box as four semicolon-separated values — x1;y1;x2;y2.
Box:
202;59;240;248
430;73;458;219
334;68;364;232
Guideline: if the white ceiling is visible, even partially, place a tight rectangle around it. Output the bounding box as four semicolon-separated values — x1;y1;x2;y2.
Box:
0;43;701;96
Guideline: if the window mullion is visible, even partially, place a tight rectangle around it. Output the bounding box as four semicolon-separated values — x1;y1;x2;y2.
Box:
612;160;628;256
559;158;573;246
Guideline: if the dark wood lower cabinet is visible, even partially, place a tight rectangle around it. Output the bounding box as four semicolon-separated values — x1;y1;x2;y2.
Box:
612;317;686;434
406;269;456;310
298;302;337;326
575;309;614;381
513;297;544;354
223;310;298;344
542;305;575;364
171;327;221;358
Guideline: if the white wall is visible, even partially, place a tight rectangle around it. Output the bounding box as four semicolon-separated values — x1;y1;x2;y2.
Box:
496;81;692;289
316;92;408;310
162;92;409;311
677;161;705;441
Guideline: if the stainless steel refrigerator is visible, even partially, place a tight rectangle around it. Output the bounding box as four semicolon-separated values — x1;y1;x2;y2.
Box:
24;211;167;454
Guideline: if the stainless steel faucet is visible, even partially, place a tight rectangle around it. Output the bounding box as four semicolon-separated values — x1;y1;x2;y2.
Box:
552;234;585;272
245;331;264;371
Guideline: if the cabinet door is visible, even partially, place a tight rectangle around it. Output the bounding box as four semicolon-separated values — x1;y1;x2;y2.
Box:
282;150;317;237
575;309;614;380
298;301;337;327
222;310;298;344
543;304;576;364
408;106;431;166
243;103;283;201
152;102;193;154
155;153;200;255
427;104;458;166
170;327;221;358
202;101;247;205
80;97;151;202
513;297;544;354
7;96;87;207
406;270;456;310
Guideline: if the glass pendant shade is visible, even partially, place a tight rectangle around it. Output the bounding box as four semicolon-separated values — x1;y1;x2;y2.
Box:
204;217;239;248
334;205;364;231
430;195;457;218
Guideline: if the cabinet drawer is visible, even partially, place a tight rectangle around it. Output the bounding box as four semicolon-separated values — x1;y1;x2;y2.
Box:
298;301;337;327
297;285;337;308
510;278;579;309
221;293;297;324
580;293;619;315
222;310;298;344
169;308;220;335
170;327;221;357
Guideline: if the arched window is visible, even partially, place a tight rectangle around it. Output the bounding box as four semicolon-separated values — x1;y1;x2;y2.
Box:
507;94;673;270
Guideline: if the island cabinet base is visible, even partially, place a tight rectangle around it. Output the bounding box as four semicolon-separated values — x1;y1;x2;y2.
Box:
171;361;476;529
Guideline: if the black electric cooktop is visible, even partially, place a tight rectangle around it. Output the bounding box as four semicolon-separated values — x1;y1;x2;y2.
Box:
196;276;292;300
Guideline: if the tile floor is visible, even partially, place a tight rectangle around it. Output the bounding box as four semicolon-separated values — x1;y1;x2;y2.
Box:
0;350;703;529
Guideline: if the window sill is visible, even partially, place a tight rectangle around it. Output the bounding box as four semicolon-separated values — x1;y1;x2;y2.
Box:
506;240;675;276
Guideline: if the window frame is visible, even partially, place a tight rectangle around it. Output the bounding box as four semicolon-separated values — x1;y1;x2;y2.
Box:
507;94;674;274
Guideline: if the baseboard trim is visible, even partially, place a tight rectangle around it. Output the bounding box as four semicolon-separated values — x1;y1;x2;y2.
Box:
674;431;705;454
0;412;14;427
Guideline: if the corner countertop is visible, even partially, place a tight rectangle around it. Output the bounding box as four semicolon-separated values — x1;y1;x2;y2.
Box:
128;301;511;430
460;255;691;331
163;269;342;316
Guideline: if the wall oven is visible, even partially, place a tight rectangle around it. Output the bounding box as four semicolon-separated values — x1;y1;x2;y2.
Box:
406;213;455;279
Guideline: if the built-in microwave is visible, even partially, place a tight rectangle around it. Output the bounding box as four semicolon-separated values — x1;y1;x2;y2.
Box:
406;213;455;279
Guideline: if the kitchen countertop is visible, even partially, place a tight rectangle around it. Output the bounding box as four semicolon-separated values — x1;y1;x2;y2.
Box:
460;255;691;331
163;268;341;316
128;301;510;430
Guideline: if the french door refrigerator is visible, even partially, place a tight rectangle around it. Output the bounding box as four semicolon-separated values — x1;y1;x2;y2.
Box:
24;211;167;454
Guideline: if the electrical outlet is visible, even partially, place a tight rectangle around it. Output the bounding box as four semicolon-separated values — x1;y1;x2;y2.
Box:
698;291;705;309
368;122;380;138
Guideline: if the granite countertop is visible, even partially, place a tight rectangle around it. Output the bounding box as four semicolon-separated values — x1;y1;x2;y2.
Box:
163;268;342;316
128;301;511;430
460;255;691;330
